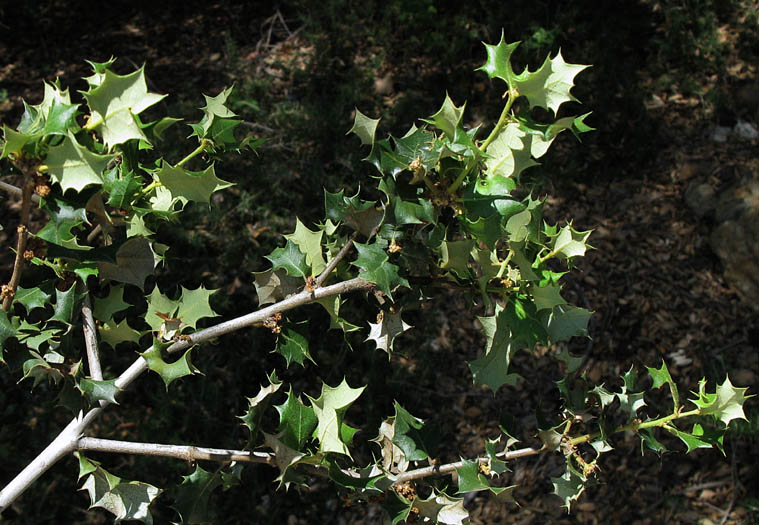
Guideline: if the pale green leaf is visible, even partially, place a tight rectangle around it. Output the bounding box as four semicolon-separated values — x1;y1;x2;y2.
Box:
365;310;412;354
307;378;365;456
514;50;590;114
45;132;114;193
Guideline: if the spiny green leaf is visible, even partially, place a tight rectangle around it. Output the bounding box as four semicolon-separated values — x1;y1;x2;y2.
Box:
35;218;91;251
307;378;365;456
98;318;145;348
392;402;435;462
366;310;412;355
412;491;469;525
275;388;317;451
171;465;222;525
549;224;592;260
97;236;156;289
476;32;520;87
253;268;302;306
514;50;589;114
481;123;538;183
540;304;592;342
145;286;180;332
44;132;113;193
690;376;753;426
348;109;379;147
78;458;161;524
14;285;53;314
551;465;586;511
263;432;308;489
276;325;314;367
0;310;18;361
638;428;667;455
155;162;233;205
93;284;130;323
352;242;409;301
531;282;566;311
77;377;121;405
84;65;166;149
616;367;647;419
284;218;327;275
140;342;199;390
49;284;82;325
176;285;218;329
265;239;310;279
316;296;361;333
239;372;283;438
439;239;474;278
425;92;465;140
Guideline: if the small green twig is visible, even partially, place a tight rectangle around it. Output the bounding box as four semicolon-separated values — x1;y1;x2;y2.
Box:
2;177;34;312
177;138;212;168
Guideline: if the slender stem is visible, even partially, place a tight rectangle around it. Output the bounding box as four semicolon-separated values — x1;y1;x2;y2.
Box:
81;293;103;381
0;180;40;204
446;156;477;195
77;437;276;466
479;88;518;153
569;408;701;447
315;232;358;287
393;446;542;483
2;178;34;311
177;139;212;168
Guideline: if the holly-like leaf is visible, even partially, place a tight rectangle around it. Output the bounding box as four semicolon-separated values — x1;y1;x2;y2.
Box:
476;32;520;87
352;242;409;301
316;296;361;333
616;367;647;419
262;433;308;490
44;132;113;193
666;425;713;453
531;283;566;311
439;240;474;279
324;189;384;238
481;123;538;182
307;378;365;456
549;224;592;260
77;454;160;524
78;377;121;405
176;285;218;329
647;360;680;411
425;92;465;140
188;86;246;149
265;240;310;279
49;284;82;325
98;236;156;289
0;310;17;361
14;285;53;314
145;286;180;332
276;325;315;367
98;318;145;348
392;402;436;462
284;218;327;275
140;342;199;390
347;108;380;160
690;376;753;426
104;170;142;209
469;304;522;392
84;65;167;149
366;310;412;354
155;162;233;204
21;351;65;388
541;304;591;342
638;428;667;455
275;388;318;451
93;284;130;322
412;492;469;525
551;465;586;511
238;372;282;438
171;465;222;525
514;50;589;114
35;218;91;251
253;268;302;306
